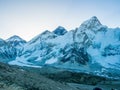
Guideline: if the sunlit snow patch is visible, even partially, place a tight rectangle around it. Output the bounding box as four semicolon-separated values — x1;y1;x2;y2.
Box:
45;58;57;64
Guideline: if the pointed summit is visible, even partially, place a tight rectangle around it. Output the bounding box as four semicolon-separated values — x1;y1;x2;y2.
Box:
6;35;26;47
41;30;51;35
89;16;101;25
79;16;103;31
32;30;52;41
6;35;26;42
91;16;99;20
53;26;67;35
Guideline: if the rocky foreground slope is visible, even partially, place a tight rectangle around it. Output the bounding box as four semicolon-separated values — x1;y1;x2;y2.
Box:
0;62;120;90
0;62;79;90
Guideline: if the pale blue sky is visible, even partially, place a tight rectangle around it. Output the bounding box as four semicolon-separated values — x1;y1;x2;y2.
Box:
0;0;120;41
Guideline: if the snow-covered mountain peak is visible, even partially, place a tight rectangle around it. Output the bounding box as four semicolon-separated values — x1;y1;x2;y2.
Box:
6;35;26;42
91;16;99;21
53;26;67;35
40;30;57;40
58;26;65;29
28;30;57;45
79;16;104;32
84;16;101;26
41;30;51;35
6;35;26;49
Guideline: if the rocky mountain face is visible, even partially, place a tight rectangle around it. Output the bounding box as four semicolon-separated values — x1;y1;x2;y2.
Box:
1;16;120;78
0;36;26;63
53;26;67;35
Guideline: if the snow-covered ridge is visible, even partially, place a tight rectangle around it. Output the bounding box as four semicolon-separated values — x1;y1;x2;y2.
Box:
0;35;26;63
6;35;26;47
6;35;26;42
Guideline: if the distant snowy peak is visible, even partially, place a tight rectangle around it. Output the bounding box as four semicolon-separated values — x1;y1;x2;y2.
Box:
28;30;57;45
6;35;26;42
41;30;51;35
53;26;67;35
81;16;102;27
6;35;26;47
40;30;57;40
79;16;106;32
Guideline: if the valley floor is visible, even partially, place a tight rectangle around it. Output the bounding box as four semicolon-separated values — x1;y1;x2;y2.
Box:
0;62;120;90
68;82;120;90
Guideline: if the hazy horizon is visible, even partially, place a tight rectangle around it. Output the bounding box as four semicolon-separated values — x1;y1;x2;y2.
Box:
0;0;120;41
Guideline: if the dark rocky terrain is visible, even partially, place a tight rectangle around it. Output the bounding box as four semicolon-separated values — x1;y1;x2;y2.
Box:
0;62;78;90
0;62;120;90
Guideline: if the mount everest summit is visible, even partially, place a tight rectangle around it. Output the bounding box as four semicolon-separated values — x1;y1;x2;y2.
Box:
0;16;120;78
